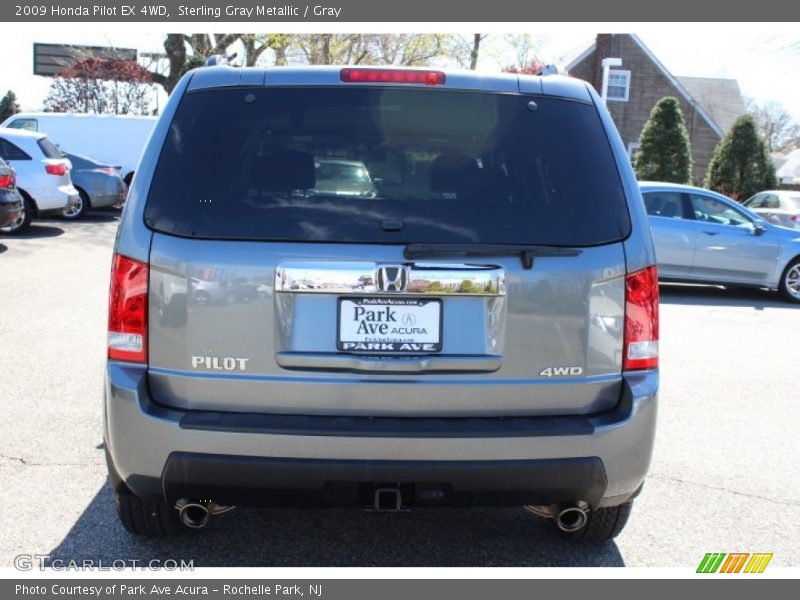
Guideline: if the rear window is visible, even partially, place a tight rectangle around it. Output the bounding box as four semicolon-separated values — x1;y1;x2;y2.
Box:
144;87;630;246
37;137;63;158
0;138;31;161
784;196;800;211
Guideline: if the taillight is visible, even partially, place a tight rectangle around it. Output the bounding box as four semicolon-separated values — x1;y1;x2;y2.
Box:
623;265;659;370
340;68;446;85
45;163;68;176
108;254;148;363
791;216;800;223
100;167;119;176
0;173;14;188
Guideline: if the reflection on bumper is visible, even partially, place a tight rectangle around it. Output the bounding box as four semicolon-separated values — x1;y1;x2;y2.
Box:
0;203;23;227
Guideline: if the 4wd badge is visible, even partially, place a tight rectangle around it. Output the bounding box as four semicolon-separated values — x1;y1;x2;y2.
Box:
539;366;583;377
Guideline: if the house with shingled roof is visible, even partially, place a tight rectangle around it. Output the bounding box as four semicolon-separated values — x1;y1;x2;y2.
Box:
565;34;747;183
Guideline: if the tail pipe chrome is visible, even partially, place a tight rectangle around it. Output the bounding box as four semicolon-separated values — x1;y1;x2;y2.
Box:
555;506;589;533
174;499;235;529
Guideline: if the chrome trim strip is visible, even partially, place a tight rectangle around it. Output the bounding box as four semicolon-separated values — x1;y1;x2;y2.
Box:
275;262;506;296
276;352;503;374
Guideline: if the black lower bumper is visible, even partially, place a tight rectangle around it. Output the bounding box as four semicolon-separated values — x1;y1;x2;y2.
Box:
155;452;607;509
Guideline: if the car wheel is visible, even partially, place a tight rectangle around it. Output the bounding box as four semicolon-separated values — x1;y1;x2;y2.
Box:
113;481;182;537
779;259;800;304
556;501;632;543
63;190;89;220
0;194;33;234
194;290;210;306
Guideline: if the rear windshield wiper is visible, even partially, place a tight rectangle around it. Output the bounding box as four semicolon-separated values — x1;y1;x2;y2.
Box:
403;244;582;269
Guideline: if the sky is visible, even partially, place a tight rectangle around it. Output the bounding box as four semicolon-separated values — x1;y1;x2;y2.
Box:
2;26;799;121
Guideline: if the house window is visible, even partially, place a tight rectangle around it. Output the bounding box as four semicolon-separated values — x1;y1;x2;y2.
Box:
627;142;641;164
607;69;631;102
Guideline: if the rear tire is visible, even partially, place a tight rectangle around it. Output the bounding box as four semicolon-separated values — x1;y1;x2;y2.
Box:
0;193;33;234
63;189;89;220
558;501;633;543
113;482;182;537
779;258;800;304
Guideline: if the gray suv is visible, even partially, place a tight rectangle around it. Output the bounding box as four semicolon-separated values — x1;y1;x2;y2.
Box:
105;66;659;542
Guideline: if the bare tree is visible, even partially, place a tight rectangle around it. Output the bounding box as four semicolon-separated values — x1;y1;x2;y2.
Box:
370;34;446;66
504;34;546;71
291;34;367;65
468;34;485;70
148;34;449;91
240;34;291;67
449;34;488;70
287;34;446;66
747;97;800;152
149;34;242;94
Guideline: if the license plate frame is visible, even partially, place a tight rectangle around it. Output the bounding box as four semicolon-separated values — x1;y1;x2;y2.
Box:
337;297;443;353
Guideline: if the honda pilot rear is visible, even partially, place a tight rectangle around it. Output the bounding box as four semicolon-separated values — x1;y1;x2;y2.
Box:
104;65;659;541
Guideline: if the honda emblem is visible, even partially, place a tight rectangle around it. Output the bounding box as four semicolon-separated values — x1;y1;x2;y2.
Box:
376;265;409;292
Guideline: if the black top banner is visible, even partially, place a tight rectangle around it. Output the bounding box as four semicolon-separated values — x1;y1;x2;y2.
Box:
2;0;799;22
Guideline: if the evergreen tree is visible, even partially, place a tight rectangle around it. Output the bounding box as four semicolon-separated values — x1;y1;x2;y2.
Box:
0;90;20;122
635;96;693;184
705;114;778;200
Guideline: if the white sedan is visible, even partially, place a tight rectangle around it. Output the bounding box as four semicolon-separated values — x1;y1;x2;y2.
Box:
743;190;800;230
0;127;79;233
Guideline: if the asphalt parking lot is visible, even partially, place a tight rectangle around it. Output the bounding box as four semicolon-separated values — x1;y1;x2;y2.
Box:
1;214;799;568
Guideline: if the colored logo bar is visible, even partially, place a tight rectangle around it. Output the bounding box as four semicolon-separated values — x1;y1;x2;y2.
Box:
697;553;773;573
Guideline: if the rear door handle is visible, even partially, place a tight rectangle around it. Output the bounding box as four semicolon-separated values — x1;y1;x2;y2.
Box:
701;231;719;236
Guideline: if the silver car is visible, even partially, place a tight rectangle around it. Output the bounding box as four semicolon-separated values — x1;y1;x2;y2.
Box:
62;152;128;219
0;157;24;229
104;65;659;542
743;190;800;231
641;182;800;302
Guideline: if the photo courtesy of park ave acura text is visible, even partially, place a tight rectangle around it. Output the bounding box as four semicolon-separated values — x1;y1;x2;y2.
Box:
0;3;799;583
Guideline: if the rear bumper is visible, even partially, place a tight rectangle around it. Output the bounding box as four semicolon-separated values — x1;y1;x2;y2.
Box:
0;197;23;227
104;363;658;509
88;192;121;208
85;179;127;208
30;184;78;213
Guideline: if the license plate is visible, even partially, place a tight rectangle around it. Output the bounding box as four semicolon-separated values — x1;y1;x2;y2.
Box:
338;298;442;353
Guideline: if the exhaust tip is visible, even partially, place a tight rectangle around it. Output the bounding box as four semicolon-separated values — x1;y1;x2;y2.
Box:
556;506;588;533
178;503;210;529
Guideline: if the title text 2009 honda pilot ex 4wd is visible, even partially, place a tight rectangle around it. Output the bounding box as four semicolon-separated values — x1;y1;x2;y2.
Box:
104;66;659;542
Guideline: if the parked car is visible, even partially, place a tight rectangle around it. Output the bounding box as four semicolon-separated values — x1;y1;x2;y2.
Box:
105;66;659;542
0;157;24;230
743;190;800;230
63;152;128;219
641;182;800;302
0;112;156;186
0;127;79;233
